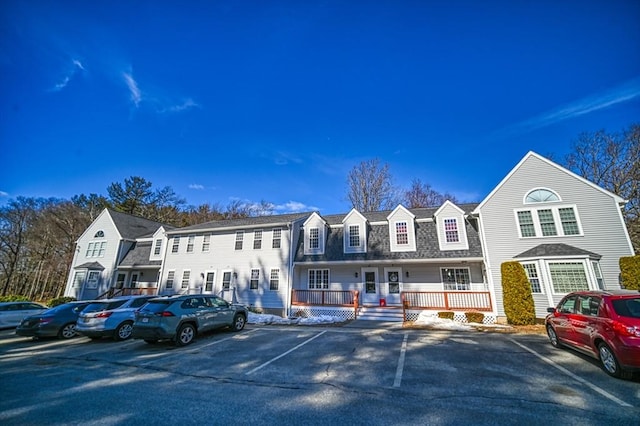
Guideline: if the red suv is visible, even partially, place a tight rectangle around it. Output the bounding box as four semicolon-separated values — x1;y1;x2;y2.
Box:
545;290;640;379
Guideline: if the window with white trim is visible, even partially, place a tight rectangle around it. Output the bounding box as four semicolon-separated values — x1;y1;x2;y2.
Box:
253;230;262;250
592;261;605;290
515;206;581;238
348;225;360;247
395;222;408;245
153;239;162;255
308;269;329;289
202;234;210;252
72;271;85;288
522;263;542;293
181;270;191;289
86;271;100;289
186;236;195;253
441;268;470;291
250;269;260;290
309;228;319;249
270;269;279;290
94;230;105;238
525;189;559;203
444;218;459;243
85;241;107;258
549;262;589;293
272;228;282;249
204;272;215;292
235;231;244;250
172;237;180;253
166;270;175;289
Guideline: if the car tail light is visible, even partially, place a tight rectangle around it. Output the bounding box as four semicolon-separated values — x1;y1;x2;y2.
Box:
159;311;175;317
612;321;640;337
95;311;113;318
39;317;53;324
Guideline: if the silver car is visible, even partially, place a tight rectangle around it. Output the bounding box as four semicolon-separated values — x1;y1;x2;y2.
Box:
76;296;156;341
0;302;48;329
131;295;248;346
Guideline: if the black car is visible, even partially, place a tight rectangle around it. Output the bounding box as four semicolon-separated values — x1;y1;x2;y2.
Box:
16;301;93;339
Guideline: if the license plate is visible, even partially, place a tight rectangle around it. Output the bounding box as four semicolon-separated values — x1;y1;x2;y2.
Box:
141;318;149;323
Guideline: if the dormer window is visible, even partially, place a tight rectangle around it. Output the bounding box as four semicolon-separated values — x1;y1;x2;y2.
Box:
395;222;409;245
348;225;360;247
434;201;469;251
303;212;327;255
153;239;162;256
444;218;459;243
309;228;319;250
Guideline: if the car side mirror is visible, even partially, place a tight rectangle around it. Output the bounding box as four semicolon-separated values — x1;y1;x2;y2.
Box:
547;307;556;313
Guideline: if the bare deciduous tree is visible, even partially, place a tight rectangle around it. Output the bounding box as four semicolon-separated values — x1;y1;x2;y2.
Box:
346;158;398;212
404;178;459;208
564;123;640;251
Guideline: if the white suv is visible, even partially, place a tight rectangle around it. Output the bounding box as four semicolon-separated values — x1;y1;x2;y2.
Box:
76;296;156;341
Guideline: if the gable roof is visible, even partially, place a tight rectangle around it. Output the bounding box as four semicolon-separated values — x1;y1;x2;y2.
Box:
119;241;162;268
473;151;626;214
514;243;601;260
108;209;174;240
168;212;313;234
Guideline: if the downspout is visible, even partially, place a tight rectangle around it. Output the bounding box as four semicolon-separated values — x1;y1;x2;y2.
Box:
286;222;294;318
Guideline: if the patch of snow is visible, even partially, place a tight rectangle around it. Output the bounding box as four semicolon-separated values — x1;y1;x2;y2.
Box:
412;311;472;331
247;312;343;325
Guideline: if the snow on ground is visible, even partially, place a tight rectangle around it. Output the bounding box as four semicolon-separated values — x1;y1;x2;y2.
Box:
247;312;343;325
412;311;473;331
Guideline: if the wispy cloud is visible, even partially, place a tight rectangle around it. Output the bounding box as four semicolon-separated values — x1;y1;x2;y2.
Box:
273;201;319;213
50;58;85;92
165;98;200;113
273;151;303;166
0;191;8;197
188;184;205;190
498;77;640;136
122;72;142;107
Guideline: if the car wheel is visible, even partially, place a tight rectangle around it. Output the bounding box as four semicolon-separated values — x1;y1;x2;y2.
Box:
546;325;561;348
175;323;196;346
231;314;246;332
144;339;158;344
58;323;77;339
598;343;631;379
115;321;133;341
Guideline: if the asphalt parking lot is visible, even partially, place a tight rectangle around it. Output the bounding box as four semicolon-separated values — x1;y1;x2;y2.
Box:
0;322;638;425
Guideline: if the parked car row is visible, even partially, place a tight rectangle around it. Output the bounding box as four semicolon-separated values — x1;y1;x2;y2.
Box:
545;289;640;380
7;294;248;347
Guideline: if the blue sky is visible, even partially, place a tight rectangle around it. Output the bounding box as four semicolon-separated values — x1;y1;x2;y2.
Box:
1;0;639;215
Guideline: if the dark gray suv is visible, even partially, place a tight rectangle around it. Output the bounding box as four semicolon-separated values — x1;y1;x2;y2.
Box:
131;295;248;346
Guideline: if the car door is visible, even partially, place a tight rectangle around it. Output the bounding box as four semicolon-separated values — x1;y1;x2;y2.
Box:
552;296;579;346
208;296;233;327
190;297;216;331
572;295;601;356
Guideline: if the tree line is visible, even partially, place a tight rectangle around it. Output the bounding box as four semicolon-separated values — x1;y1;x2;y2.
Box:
1;124;637;299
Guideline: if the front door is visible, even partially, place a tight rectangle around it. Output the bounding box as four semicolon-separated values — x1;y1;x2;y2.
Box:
361;268;379;305
384;268;402;305
203;272;216;294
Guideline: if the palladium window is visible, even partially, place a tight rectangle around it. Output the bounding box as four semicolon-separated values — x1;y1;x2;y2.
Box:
309;228;319;249
186;236;195;253
270;269;280;290
308;269;329;289
166;271;175;289
441;268;470;291
272;228;282;249
253;230;262;250
522;263;542;293
172;237;180;253
181;270;191;289
235;231;244;250
153;239;162;255
222;272;232;290
549;262;589;293
348;225;360;247
395;222;408;245
250;269;260;290
202;234;210;252
444;218;459;243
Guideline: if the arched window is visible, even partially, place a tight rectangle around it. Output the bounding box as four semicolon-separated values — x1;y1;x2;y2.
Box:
525;188;560;204
94;230;105;238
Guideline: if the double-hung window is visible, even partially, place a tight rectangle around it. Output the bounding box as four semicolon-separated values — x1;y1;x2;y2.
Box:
308;269;329;289
269;269;280;290
202;234;210;252
153;239;162;255
309;228;319;250
444;218;459;243
250;269;260;290
235;232;244;250
172;237;180;253
253;230;262;250
166;271;175;289
186;236;195;253
395;222;408;245
181;270;191;289
272;228;282;249
522;263;542;293
348;225;360;248
516;206;581;238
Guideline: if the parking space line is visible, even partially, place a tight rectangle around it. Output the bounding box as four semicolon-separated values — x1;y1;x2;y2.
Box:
508;338;632;408
245;330;327;375
393;333;408;388
192;328;261;351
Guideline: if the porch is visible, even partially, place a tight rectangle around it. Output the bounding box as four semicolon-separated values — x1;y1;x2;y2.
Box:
290;289;495;323
98;286;157;299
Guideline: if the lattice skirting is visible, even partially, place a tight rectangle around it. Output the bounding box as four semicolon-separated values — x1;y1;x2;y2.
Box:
405;310;497;324
290;307;356;321
291;307;496;324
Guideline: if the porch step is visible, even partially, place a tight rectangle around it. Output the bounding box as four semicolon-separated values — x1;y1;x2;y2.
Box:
357;306;405;322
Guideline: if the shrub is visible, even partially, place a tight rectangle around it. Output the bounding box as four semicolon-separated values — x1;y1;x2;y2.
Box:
437;311;454;320
620;255;640;290
0;295;29;302
464;311;485;324
501;261;536;325
47;296;76;307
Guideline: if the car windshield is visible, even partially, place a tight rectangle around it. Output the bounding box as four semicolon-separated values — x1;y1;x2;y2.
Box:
139;300;171;314
611;297;640;318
